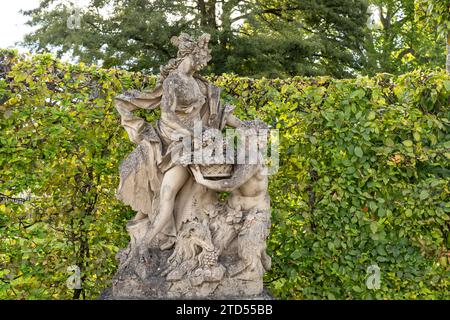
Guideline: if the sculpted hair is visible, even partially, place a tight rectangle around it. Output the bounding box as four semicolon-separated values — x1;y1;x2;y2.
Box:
158;33;211;83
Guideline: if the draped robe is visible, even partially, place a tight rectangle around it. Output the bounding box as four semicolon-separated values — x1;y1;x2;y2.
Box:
115;76;233;237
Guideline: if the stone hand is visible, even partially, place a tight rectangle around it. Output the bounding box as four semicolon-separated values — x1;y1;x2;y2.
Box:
191;165;204;182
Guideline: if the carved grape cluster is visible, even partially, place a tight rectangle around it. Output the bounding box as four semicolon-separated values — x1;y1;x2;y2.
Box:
201;250;219;267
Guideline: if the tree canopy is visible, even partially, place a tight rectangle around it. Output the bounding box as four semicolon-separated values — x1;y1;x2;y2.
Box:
22;0;371;78
18;1;450;77
366;0;447;74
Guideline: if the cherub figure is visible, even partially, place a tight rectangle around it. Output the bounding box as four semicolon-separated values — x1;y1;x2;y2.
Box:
189;127;272;278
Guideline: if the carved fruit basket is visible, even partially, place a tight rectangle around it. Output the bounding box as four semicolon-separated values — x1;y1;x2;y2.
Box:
198;164;233;178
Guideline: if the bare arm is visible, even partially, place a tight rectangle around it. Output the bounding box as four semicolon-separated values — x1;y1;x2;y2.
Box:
225;113;244;128
190;164;258;192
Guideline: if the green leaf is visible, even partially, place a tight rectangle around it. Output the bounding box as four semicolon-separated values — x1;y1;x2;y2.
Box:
352;285;363;293
444;80;450;91
354;147;363;157
402;140;413;147
290;249;302;259
328;242;335;250
370;221;378;233
350;89;365;99
405;209;413;217
419;190;429;200
385;138;394;147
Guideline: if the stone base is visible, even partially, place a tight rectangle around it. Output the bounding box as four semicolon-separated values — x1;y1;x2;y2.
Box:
104;244;274;300
100;286;274;300
108;215;271;300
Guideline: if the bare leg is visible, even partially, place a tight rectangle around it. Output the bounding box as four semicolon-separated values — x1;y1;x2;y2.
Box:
132;212;147;221
142;165;189;248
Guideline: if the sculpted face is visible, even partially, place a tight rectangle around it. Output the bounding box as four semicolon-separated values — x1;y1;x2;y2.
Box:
192;47;212;71
173;33;212;74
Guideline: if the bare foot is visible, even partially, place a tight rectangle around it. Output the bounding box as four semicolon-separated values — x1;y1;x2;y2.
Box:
160;237;176;250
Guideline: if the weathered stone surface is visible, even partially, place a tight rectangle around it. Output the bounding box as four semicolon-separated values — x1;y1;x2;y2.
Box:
109;32;273;300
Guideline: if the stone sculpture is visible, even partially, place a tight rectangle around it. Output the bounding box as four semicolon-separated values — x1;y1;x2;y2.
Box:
110;32;272;299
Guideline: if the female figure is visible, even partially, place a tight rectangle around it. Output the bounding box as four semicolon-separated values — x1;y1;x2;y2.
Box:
115;33;242;255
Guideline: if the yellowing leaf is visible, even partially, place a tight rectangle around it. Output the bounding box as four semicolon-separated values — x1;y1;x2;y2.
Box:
367;111;376;120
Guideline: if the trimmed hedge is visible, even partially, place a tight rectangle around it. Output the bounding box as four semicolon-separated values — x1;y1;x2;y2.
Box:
0;50;449;299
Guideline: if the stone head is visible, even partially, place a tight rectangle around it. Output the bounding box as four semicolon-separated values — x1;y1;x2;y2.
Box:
171;33;212;72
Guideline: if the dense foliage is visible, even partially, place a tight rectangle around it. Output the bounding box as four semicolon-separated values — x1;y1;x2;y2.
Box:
21;0;450;78
1;50;449;299
415;0;450;73
366;0;447;75
22;0;370;78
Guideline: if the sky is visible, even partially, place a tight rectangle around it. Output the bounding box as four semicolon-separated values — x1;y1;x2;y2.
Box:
0;0;41;49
